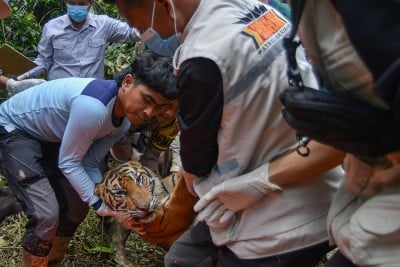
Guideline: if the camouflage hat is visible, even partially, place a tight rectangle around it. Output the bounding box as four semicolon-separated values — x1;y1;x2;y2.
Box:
0;0;11;19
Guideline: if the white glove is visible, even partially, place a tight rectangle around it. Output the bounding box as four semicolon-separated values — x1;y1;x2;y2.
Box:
6;78;46;94
94;201;121;217
16;71;30;81
196;198;236;227
194;163;281;224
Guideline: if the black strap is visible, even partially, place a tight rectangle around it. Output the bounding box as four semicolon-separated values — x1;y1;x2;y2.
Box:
283;0;311;156
283;0;307;87
288;0;307;39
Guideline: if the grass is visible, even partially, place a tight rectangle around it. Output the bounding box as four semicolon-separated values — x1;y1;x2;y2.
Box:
0;210;332;266
0;210;166;267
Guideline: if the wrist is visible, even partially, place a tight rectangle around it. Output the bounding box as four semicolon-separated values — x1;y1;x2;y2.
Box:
262;163;281;191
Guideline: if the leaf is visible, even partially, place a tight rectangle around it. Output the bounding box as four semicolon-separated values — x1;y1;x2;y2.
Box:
83;244;115;254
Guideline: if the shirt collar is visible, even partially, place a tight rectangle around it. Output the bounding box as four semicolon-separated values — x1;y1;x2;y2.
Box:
61;13;96;30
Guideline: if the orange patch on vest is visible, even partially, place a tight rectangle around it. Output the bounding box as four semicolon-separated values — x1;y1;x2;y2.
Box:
243;9;286;47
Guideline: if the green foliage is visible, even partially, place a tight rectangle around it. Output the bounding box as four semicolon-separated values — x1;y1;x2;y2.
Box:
0;0;136;77
0;7;41;58
104;41;145;79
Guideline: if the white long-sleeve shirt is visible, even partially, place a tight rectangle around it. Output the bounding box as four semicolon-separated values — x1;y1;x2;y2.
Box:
26;13;139;80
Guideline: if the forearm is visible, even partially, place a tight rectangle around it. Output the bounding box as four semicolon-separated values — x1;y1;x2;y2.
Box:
269;141;345;186
0;76;8;90
22;65;47;79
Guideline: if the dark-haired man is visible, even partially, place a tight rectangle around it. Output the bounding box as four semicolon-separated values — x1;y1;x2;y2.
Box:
0;51;176;266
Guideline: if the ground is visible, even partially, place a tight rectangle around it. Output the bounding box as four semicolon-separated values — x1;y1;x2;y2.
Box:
0;210;166;267
0;209;332;266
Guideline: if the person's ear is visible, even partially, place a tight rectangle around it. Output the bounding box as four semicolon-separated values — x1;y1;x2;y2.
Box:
122;74;134;88
156;0;175;20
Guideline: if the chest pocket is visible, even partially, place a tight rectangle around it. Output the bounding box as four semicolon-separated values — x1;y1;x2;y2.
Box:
53;38;74;64
86;38;106;62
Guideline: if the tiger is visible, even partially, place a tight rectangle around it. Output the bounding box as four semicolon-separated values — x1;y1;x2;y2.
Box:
94;159;197;266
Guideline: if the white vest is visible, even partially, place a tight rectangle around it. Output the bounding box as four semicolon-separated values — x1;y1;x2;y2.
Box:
174;0;343;258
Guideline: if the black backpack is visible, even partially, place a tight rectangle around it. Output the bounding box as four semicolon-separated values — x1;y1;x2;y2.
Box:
279;0;400;160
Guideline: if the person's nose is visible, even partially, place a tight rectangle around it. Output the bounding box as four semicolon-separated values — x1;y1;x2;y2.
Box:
143;105;157;118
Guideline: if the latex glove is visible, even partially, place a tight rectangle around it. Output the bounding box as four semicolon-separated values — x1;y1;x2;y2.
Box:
194;163;281;224
196;199;236;227
16;71;30;81
6;78;46;94
94;201;121;217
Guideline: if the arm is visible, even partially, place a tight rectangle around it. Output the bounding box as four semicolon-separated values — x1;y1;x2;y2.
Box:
58;96;111;205
82;131;128;183
0;75;46;94
269;141;345;186
177;58;223;176
18;24;52;79
105;16;140;43
343;152;400;196
195;142;345;224
0;75;8;90
177;58;223;195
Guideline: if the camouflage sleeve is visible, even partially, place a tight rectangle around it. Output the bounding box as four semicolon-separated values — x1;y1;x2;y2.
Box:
140;118;180;175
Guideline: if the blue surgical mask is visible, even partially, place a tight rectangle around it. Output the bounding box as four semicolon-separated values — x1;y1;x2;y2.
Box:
140;0;181;57
141;28;181;57
67;4;89;23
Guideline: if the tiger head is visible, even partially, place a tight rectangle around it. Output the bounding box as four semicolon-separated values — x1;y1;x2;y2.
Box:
94;160;159;220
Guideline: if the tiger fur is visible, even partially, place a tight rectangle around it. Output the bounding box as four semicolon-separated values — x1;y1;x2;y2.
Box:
94;160;197;266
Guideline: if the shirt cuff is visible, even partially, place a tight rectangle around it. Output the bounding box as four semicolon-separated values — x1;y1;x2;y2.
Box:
91;199;102;210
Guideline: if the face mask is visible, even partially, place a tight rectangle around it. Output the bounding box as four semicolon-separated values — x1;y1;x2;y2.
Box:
140;0;181;57
67;4;89;23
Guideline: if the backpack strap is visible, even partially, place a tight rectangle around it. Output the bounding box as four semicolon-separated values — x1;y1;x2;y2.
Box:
283;0;307;88
282;0;311;156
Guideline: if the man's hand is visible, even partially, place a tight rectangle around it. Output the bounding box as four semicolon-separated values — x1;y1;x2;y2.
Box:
180;169;197;197
196;198;236;227
6;78;46;94
194;163;280;225
94;201;121;217
344;152;400;196
119;219;147;236
343;154;375;194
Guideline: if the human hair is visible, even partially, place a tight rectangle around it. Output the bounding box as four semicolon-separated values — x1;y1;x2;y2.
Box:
114;51;177;100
